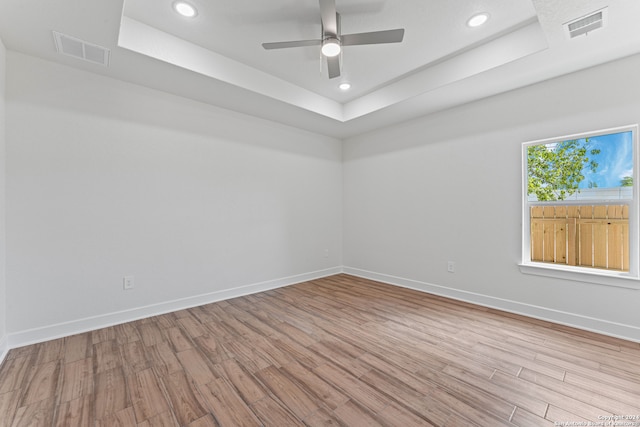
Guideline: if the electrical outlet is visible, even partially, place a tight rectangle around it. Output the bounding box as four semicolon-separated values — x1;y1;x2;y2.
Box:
447;261;455;273
123;275;134;290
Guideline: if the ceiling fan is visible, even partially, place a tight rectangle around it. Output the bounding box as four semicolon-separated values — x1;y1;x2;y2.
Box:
262;0;405;79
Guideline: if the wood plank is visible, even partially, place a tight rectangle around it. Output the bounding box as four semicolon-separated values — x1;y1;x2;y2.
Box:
333;400;384;427
94;367;129;420
308;339;369;378
159;370;208;426
510;406;555;427
377;401;436;427
127;368;171;423
249;336;294;368
608;223;626;270
148;313;178;330
119;340;151;375
491;369;610;421
176;348;218;385
554;221;568;263
0;390;21;427
196;377;262;427
221;340;271;374
254;365;319;419
63;333;92;363
147;341;183;378
250;395;304;426
567;218;577;265
54;395;94;427
94;406;137;427
545;404;592;425
213;359;266;405
137;323;166;347
362;352;514;423
593;205;607;219
192;335;230;365
92;327;116;345
313;363;388;413
10;398;55;427
269;336;327;369
0;274;639;426
272;321;318;347
442;364;548;417
93;340;122;374
578;222;594;266
137;410;179;427
165;326;193;352
188;414;219;427
20;360;60;406
34;338;64;365
542;221;556;262
3;345;37;361
531;219;543;261
281;361;349;410
303;407;345;427
0;355;33;394
593;222;608;268
177;315;208;338
564;370;640;406
59;358;93;403
113;322;142;345
517;367;640;414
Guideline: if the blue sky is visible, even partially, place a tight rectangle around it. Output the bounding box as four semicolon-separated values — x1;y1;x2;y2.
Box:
578;130;633;189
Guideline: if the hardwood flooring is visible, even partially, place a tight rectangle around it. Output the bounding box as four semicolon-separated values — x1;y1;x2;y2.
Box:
1;274;640;426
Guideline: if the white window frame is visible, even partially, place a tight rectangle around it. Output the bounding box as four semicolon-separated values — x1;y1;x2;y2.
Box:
519;124;640;289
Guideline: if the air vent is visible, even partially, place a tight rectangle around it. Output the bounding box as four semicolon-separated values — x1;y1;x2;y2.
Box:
565;8;607;39
53;31;110;66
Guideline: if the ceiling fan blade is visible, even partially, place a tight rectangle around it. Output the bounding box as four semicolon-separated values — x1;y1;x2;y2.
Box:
341;29;405;46
319;0;338;35
327;55;340;79
262;39;321;50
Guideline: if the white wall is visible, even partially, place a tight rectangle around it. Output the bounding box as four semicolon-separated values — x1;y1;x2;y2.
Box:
4;48;640;351
0;38;7;357
5;52;342;342
343;53;640;342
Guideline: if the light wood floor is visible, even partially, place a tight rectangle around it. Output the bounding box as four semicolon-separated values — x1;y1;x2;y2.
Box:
1;274;640;427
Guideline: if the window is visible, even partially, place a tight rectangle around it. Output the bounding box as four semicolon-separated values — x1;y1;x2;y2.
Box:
520;125;640;288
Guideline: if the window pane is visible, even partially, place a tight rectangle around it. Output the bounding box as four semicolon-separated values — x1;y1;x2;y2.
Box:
527;131;633;202
523;127;638;277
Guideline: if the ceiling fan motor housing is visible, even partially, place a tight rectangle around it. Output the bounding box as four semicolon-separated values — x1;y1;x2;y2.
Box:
262;0;405;79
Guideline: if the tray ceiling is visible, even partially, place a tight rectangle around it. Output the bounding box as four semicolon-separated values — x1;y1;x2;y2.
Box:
1;0;640;138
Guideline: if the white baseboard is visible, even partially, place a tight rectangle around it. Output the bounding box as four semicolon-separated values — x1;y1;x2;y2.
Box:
0;334;8;366
343;266;640;344
4;267;342;354
4;264;637;369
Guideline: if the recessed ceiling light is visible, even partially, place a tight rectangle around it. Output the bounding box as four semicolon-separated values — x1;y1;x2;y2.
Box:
321;38;341;57
467;13;489;28
173;1;197;18
339;83;351;91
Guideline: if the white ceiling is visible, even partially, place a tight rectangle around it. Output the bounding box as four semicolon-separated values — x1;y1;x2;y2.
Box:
1;0;640;138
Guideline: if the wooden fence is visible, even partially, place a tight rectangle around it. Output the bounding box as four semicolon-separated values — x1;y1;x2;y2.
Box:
530;205;629;271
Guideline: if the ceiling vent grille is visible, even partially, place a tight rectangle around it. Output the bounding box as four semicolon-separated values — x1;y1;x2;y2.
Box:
53;31;110;66
565;8;607;39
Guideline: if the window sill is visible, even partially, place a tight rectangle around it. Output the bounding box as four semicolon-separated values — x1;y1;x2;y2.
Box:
519;262;640;289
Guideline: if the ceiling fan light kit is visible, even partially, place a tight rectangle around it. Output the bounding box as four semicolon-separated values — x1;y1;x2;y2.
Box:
321;38;341;57
262;0;405;79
